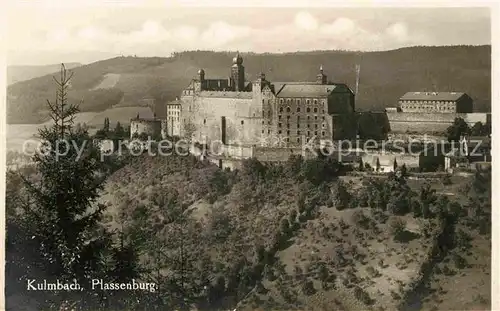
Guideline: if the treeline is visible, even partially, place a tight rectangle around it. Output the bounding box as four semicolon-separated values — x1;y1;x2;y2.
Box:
7;45;491;124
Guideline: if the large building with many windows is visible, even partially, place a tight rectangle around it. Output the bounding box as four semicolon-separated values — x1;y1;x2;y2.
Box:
176;53;357;147
398;91;473;113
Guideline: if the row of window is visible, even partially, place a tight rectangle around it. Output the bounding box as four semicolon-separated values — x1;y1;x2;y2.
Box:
402;105;455;111
278;107;324;113
278;98;322;105
263;110;326;117
275;123;326;129
168;111;180;115
401;100;455;105
261;129;327;137
168;117;180;121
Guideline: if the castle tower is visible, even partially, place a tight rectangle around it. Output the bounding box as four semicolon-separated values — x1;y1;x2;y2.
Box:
316;65;327;85
198;68;205;82
231;52;245;92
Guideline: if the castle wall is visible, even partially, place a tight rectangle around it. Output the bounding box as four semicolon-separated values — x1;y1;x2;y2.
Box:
387;112;490;134
130;119;162;139
253;146;317;162
182;94;262;145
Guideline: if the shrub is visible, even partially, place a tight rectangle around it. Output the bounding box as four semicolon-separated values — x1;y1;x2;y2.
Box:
354;286;372;305
388;217;406;239
301;280;316;296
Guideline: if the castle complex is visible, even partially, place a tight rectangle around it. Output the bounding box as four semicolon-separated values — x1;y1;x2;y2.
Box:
176;53;357;147
130;52;490;150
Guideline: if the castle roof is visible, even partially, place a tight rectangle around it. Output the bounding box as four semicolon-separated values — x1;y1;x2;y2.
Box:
199;91;253;99
166;99;183;106
273;83;344;98
400;92;467;101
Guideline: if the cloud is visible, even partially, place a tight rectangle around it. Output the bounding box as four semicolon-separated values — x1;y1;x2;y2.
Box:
386;22;409;42
5;8;491;64
294;11;319;31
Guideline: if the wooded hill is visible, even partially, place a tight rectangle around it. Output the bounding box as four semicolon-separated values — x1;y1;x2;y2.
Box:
7;45;491;124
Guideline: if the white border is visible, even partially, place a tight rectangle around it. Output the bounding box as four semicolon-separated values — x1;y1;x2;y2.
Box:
1;1;498;310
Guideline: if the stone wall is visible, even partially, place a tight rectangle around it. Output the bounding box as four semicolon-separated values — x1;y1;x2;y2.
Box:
387;112;490;134
182;94;262;146
253;146;317;162
130;119;162;139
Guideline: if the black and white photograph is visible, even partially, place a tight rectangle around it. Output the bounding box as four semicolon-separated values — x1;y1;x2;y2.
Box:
2;2;496;311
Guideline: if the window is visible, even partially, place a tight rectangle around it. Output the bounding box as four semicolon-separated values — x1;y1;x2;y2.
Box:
307;131;310;136
297;130;301;135
287;130;290;135
287;123;290;128
241;120;244;125
297;137;300;142
307;124;310;128
278;123;282;128
297;99;300;104
314;131;318;135
279;107;283;112
322;109;325;113
287;115;290;120
315;124;318;129
322;116;325;120
314;99;318;105
313;108;318;113
322;131;325;136
203;119;206;124
262;111;265;117
280;99;284;104
287;107;291;113
285;138;289;142
262;121;264;125
262;99;264;104
306;100;310;104
268;130;270;134
262;130;264;133
297;116;300;121
307;107;311;113
297;107;301;112
287;99;290;104
278;130;282;134
297;124;300;128
307;116;310;120
268;111;271;117
314;116;318;120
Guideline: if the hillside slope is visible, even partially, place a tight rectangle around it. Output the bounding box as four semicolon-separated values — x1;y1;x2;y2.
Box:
93;154;490;311
7;62;82;85
7;45;491;124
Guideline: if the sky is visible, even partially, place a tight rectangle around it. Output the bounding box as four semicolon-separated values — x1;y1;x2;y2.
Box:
5;2;492;65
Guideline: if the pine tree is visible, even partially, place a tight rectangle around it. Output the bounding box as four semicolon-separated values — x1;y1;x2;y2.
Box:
393;158;398;171
20;64;110;281
104;117;110;132
114;121;125;138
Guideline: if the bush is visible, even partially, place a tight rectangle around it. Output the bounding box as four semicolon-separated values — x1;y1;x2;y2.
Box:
388;217;406;239
354;286;373;305
301;280;316;296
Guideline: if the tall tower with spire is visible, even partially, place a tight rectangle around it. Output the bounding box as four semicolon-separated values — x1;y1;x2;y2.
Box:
231;51;245;91
316;65;327;84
